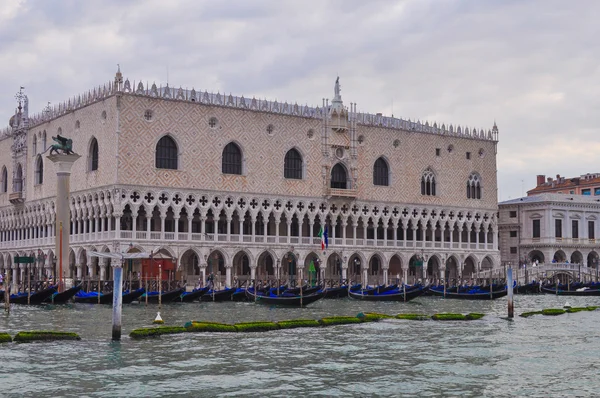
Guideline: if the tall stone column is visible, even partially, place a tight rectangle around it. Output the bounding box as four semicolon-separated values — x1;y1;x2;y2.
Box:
48;153;80;292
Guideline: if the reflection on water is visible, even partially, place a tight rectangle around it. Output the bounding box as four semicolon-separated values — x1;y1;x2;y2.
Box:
1;295;600;397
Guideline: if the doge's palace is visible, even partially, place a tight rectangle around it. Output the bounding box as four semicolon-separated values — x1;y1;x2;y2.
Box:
0;68;500;287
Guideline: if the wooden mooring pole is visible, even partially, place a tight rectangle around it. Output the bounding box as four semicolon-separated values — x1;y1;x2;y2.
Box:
507;267;514;318
4;271;10;313
112;262;123;341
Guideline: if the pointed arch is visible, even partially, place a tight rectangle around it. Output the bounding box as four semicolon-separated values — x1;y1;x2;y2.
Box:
0;166;7;193
88;137;99;171
284;147;303;179
14;163;23;192
34;155;43;185
42;131;47;152
32;135;37;156
331;162;349;189
373;156;389;186
467;172;482;199
421;167;436;196
155;134;178;170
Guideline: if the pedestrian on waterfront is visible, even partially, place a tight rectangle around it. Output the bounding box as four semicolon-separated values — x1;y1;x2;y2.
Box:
0;272;3;287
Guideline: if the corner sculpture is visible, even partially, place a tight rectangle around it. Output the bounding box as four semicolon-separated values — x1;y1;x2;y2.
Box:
43;134;74;155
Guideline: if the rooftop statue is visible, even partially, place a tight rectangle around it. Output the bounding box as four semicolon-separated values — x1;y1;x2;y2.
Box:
334;76;341;99
44;134;75;155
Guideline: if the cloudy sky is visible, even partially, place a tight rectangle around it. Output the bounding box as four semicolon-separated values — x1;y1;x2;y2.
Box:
1;0;598;201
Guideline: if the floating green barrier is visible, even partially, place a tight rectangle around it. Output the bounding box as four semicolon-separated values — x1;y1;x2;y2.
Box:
129;326;187;339
185;321;237;333
520;311;543;318
14;331;81;343
395;313;430;321
0;333;12;343
466;313;485;320
541;308;566;316
319;316;363;326
431;313;467;321
277;319;321;329
234;322;280;333
357;312;394;322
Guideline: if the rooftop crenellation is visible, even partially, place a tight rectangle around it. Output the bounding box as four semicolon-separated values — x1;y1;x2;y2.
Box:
1;70;499;142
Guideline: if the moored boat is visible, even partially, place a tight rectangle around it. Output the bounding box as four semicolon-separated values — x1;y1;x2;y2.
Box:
231;288;249;301
348;285;424;302
122;288;146;304
323;285;349;298
428;285;508;300
8;286;57;305
45;285;82;304
74;290;113;304
245;289;325;307
541;286;600;296
174;286;210;302
200;287;236;302
142;287;186;303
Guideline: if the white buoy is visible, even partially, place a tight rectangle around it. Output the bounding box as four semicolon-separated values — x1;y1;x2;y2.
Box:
153;312;164;324
564;302;572;309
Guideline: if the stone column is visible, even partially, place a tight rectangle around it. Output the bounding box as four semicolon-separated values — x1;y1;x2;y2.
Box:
225;266;232;287
251;215;257;243
226;216;232;241
47;153;81;292
160;216;166;240
187;216;193;241
383;267;388;285
352;221;357;246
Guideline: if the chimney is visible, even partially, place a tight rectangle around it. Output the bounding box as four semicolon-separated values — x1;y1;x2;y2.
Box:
536;175;545;186
547;177;553;183
556;174;560;180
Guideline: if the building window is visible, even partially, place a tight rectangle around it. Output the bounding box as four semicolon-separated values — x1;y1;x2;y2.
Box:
466;172;482;199
209;117;218;129
435;148;440;156
284;148;303;179
510;247;517;254
509;231;517;238
13;164;23;192
595;188;600;195
222;142;242;175
373;157;389;186
572;220;579;239
466;152;471;160
1;167;7;193
32;135;37;156
89;138;99;171
144;110;153;121
34;156;43;185
42;132;47;152
589;221;595;239
532;219;540;238
421;168;436;196
509;211;517;218
555;219;562;238
331;163;348;189
155;135;178;170
582;189;591;196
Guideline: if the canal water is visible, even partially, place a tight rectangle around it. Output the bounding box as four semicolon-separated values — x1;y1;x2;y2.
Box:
1;295;599;397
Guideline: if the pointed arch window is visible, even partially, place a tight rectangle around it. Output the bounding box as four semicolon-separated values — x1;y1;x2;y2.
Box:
32;135;37;156
42;131;47;152
89;138;99;171
0;167;7;193
156;135;178;170
222;142;242;175
467;172;482;199
14;164;23;192
284;148;303;179
34;156;43;185
373;157;389;186
421;168;436;196
331;163;348;189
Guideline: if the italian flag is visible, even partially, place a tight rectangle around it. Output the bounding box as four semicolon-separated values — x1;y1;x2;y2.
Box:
317;225;329;250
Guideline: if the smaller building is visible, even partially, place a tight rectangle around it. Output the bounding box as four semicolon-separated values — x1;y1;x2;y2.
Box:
499;193;600;268
528;173;600;196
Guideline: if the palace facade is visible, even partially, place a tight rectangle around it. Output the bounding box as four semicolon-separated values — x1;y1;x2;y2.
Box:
0;68;500;287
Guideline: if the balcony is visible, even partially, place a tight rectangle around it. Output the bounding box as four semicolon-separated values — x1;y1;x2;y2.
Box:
327;188;357;198
9;192;24;204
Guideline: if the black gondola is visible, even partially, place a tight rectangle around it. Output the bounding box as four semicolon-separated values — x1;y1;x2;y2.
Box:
174;286;210;302
323;285;349;298
9;286;57;305
245;289;325;307
283;285;321;296
428;286;508;300
143;287;186;303
200;287;236;302
44;284;82;304
541;286;600;296
74;290;113;304
348;285;424;302
231;288;249;302
122;288;146;304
